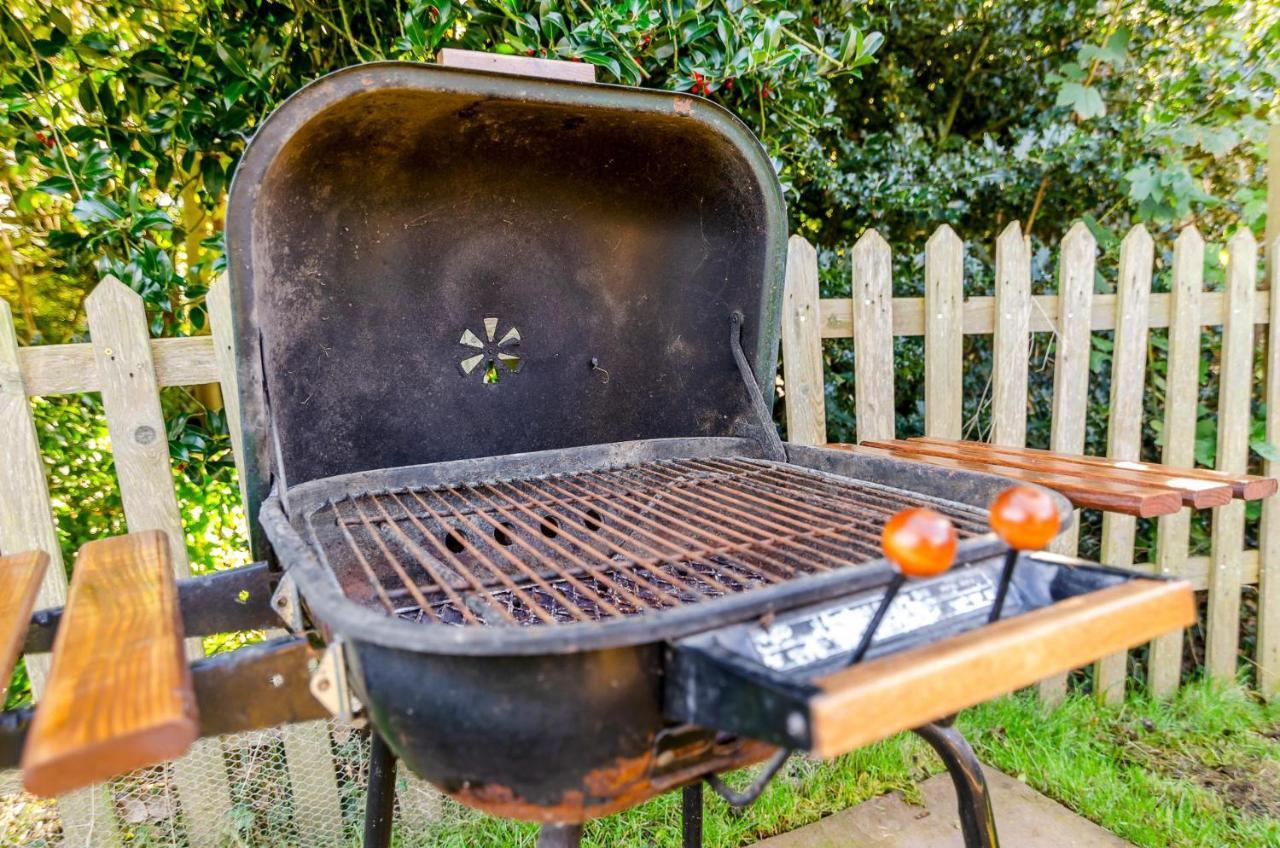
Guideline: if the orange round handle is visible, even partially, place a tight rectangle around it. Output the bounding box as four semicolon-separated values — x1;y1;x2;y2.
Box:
881;508;957;578
989;486;1060;551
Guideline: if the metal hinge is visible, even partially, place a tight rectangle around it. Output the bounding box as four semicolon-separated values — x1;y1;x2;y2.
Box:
309;638;364;724
270;572;304;632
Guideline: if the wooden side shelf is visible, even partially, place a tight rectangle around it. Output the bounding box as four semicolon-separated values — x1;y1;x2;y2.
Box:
21;531;197;798
839;443;1184;517
0;550;48;701
909;437;1276;501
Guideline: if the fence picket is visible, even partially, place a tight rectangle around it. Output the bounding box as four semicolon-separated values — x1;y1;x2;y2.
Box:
1094;225;1155;704
991;222;1030;446
851;229;895;441
1206;231;1258;679
782;236;826;446
1039;222;1097;704
925;225;964;439
84;277;234;845
1;299;115;847
1149;228;1205;697
1261;237;1280;697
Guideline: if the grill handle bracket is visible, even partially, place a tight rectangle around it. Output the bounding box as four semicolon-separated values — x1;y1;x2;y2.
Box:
729;311;785;461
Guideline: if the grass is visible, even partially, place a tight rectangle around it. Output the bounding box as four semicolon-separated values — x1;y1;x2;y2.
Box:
394;680;1280;848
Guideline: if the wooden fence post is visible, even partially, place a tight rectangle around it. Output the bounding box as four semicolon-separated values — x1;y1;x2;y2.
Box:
84;277;234;847
782;236;827;446
851;229;895;441
1261;236;1280;698
2;299;115;847
924;225;964;439
991;222;1030;447
1040;221;1097;704
1095;225;1154;704
1149;227;1205;697
1206;231;1258;680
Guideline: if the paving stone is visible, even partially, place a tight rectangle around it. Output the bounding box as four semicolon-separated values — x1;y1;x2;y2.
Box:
753;768;1133;847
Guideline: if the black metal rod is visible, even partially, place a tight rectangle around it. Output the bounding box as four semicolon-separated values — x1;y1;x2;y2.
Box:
682;782;703;848
988;549;1020;623
850;574;905;663
363;731;398;848
705;748;791;809
913;722;1000;848
537;824;584;848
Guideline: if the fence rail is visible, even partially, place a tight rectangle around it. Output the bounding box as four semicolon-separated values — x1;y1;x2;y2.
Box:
781;222;1280;704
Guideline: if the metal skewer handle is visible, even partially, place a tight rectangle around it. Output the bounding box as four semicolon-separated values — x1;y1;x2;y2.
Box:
987;486;1061;623
850;507;958;664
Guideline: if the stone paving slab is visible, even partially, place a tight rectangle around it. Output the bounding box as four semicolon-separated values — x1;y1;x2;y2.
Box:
754;768;1133;847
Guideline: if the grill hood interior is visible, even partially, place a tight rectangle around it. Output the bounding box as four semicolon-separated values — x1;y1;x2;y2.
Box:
226;62;787;546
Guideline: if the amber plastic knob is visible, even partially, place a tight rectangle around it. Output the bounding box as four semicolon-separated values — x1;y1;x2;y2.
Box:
990;486;1060;551
881;508;958;579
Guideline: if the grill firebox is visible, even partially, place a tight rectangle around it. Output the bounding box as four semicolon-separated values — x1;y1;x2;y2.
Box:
307;457;989;628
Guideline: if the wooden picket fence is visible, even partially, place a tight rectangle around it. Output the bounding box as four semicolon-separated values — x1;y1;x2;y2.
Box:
781;222;1280;704
0;278;353;847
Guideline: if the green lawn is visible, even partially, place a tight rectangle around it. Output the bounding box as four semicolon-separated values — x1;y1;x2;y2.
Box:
399;681;1280;848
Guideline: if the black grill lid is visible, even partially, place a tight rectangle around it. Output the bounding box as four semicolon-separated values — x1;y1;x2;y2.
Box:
225;61;787;547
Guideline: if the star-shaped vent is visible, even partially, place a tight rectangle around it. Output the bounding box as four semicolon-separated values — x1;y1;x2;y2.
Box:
459;317;522;384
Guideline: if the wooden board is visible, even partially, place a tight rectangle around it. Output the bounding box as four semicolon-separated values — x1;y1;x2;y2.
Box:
2;298;114;848
18;336;218;398
924;225;964;439
1206;231;1258;680
816;288;1272;339
851;443;1183;518
1261;232;1280;698
899;438;1231;508
21;531;198;798
1149;227;1206;697
781;236;827;446
1095;224;1155;704
807;579;1195;758
991;222;1030;446
0;550;48;700
909;436;1272;500
851;230;895;441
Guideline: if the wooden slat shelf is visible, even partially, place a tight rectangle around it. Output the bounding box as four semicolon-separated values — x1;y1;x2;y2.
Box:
909;437;1276;502
837;443;1185;518
21;531;198;798
0;551;48;701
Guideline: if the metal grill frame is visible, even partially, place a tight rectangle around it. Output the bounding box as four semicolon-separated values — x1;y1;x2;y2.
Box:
264;438;1055;656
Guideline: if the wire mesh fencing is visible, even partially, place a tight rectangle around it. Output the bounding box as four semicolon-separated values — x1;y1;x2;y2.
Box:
1;719;451;847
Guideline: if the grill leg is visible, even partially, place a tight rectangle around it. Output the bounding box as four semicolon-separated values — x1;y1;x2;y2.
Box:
364;730;398;848
536;824;584;847
913;722;999;848
682;782;703;848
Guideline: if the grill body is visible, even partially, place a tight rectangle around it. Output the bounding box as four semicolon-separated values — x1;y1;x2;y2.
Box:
263;438;1046;820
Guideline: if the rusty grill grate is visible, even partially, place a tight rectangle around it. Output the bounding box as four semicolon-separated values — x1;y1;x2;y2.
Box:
309;458;989;627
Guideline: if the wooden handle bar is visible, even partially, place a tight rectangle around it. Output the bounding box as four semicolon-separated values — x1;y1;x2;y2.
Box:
21;531;197;797
869;438;1232;509
910;436;1277;501
436;47;597;83
807;579;1195;759
0;551;48;702
835;443;1184;518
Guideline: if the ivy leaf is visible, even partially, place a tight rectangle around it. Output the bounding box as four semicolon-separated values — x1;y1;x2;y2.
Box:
1125;164;1158;203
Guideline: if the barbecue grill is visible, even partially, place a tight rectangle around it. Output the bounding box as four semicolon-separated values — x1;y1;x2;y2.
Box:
4;53;1197;848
